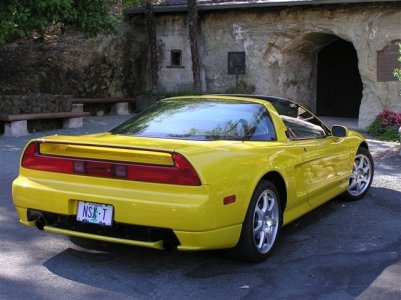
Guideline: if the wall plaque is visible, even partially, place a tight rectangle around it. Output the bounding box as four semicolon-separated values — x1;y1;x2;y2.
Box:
228;52;246;75
377;40;401;82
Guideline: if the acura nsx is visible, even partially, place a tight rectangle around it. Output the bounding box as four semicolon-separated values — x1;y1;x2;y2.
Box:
12;95;374;262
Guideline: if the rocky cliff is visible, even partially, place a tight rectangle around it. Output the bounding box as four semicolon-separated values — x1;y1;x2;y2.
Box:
0;18;148;102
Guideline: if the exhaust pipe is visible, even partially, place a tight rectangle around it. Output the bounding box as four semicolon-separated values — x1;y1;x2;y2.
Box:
35;217;45;230
163;241;177;252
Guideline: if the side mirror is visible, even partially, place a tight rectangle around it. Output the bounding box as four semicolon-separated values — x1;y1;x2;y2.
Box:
331;125;348;138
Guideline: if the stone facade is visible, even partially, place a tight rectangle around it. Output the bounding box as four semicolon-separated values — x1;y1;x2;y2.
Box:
157;16;196;92
149;3;401;128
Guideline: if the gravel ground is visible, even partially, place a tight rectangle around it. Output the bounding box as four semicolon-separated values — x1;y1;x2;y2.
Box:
367;138;401;191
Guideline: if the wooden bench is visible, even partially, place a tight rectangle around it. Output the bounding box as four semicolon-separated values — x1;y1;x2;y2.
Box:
0;111;90;137
71;97;136;115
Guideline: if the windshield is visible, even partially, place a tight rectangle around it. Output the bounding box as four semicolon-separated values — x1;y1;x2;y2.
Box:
111;99;276;141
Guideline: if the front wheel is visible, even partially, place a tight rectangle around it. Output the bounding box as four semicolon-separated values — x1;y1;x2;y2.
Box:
234;180;282;262
342;146;374;201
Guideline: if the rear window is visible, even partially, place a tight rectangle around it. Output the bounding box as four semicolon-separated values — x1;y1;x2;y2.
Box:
111;99;276;141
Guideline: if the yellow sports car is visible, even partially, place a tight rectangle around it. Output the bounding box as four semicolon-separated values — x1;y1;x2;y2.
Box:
12;95;374;262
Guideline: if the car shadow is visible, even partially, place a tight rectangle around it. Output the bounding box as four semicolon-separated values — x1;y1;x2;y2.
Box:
42;189;401;299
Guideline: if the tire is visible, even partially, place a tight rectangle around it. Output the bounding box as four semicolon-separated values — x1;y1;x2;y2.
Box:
235;180;282;262
342;146;374;201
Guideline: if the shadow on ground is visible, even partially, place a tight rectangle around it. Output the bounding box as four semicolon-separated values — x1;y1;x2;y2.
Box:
42;190;401;299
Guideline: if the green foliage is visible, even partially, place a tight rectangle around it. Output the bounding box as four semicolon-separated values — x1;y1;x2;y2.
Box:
159;90;204;98
225;79;256;95
395;68;401;82
140;90;205;100
394;43;401;96
367;119;399;141
367;110;401;142
122;0;140;9
0;0;119;43
393;43;401;82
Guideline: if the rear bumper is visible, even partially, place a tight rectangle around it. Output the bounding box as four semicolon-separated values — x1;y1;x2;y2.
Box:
13;172;242;250
15;207;241;250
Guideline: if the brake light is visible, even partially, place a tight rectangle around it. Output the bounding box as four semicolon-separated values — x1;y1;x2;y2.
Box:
124;153;201;186
22;142;74;173
21;142;201;186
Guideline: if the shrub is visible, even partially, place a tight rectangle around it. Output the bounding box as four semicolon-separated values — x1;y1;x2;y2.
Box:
225;80;256;95
394;43;401;95
367;110;401;141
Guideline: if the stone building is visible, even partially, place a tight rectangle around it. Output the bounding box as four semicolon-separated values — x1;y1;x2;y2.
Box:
126;0;401;128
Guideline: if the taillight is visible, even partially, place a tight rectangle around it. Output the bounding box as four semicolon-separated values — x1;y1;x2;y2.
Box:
22;142;74;173
124;153;201;186
21;142;201;186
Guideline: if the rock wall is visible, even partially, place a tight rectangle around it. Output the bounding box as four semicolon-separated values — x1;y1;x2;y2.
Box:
199;3;401;128
0;18;148;100
0;94;71;114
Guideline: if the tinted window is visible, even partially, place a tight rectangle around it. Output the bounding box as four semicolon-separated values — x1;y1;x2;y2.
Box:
112;99;276;141
270;100;328;139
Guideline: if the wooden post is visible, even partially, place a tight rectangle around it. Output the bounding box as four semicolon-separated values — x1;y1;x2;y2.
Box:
188;0;202;93
141;0;158;92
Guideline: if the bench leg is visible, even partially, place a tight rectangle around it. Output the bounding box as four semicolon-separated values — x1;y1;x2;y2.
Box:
63;117;83;129
4;120;29;137
111;102;129;115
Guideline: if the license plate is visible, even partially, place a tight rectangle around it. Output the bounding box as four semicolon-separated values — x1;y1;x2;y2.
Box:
77;201;113;226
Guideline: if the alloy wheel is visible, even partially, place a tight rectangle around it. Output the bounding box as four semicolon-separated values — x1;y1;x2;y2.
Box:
349;153;373;197
252;189;280;254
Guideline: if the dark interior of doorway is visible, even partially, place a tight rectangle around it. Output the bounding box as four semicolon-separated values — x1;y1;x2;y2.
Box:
317;39;362;118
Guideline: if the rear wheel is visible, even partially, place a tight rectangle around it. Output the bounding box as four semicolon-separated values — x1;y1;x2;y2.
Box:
235;180;282;262
343;147;374;201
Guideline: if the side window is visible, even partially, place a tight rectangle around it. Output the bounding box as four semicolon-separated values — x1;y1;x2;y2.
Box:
275;102;327;139
282;115;326;139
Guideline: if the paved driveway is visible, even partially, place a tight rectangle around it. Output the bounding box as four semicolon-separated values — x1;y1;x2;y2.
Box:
1;115;400;299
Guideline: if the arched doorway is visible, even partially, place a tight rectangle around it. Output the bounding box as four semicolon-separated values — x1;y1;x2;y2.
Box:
317;39;362;118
